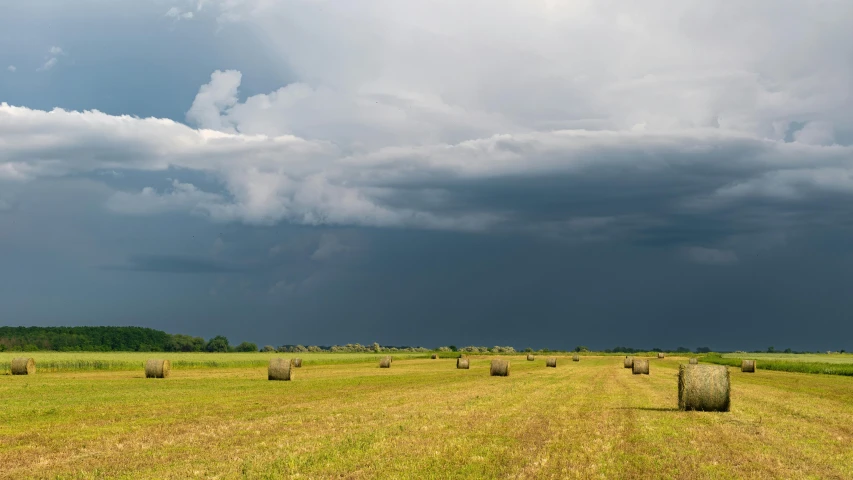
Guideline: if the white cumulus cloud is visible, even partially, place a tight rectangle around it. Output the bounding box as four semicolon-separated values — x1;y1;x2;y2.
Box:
3;1;853;253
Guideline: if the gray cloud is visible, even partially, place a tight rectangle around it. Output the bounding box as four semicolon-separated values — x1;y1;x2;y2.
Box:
2;0;853;350
102;254;244;274
683;247;739;265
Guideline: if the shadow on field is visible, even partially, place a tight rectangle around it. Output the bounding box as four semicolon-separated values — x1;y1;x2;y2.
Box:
614;407;679;412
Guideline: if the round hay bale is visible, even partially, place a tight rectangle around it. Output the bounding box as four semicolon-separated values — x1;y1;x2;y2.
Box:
379;356;392;368
490;359;510;376
632;358;649;375
268;358;293;381
527;354;534;361
457;358;470;369
292;358;303;368
145;359;171;378
624;356;634;369
678;364;730;412
657;352;665;359
741;359;756;373
689;358;699;365
546;357;557;368
431;354;438;359
10;357;35;375
572;354;580;362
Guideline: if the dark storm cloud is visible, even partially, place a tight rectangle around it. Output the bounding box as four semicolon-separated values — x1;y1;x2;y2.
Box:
101;254;245;274
2;0;853;352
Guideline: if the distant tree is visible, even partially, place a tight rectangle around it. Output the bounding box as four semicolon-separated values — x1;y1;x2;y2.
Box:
575;346;589;352
676;346;690;353
167;334;205;352
524;347;533;352
206;335;230;353
448;345;458;352
651;347;663;352
234;341;258;352
767;346;775;353
262;345;275;352
784;348;792;354
695;347;711;353
372;342;381;353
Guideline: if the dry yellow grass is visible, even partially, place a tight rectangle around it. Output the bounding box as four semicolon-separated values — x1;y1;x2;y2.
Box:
1;355;852;479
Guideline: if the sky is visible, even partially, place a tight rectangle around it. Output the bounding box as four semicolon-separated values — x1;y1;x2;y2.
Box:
2;0;853;351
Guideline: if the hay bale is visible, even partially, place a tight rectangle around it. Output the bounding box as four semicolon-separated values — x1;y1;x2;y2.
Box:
546;357;557;368
624;356;633;368
572;354;580;362
741;359;756;373
678;364;730;412
689;358;699;365
490;359;510;376
379;356;392;368
268;358;293;381
457;358;470;369
527;354;534;361
145;359;171;378
10;357;35;375
292;358;303;368
657;352;665;359
632;359;649;375
431;354;438;359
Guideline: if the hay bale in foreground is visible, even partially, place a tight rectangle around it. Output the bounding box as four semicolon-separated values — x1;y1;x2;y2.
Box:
10;357;35;375
292;358;303;368
145;359;171;378
546;357;557;368
490;359;510;376
457;358;470;369
572;355;580;362
624;356;633;369
268;358;293;381
527;354;534;361
431;354;438;359
379;356;392;368
689;358;699;365
741;359;756;373
657;352;665;359
678;364;730;412
632;359;649;375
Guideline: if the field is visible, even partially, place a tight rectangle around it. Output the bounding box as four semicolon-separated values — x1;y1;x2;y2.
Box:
719;353;853;364
2;353;853;479
702;352;853;376
0;351;430;373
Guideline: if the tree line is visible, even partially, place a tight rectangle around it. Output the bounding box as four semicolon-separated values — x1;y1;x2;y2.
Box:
0;327;258;353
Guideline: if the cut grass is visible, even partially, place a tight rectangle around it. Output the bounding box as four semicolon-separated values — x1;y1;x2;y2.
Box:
1;354;852;479
0;352;429;374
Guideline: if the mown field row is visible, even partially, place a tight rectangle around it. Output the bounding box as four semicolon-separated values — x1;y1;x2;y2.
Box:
5;351;853;376
0;352;430;373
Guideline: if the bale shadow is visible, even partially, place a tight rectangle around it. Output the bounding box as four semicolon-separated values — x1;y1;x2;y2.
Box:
615;407;680;412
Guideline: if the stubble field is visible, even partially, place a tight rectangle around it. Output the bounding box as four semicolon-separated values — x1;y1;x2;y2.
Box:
1;353;852;479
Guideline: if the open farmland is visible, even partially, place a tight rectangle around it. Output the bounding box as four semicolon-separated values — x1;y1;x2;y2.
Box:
1;354;852;479
0;351;430;374
719;353;853;364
